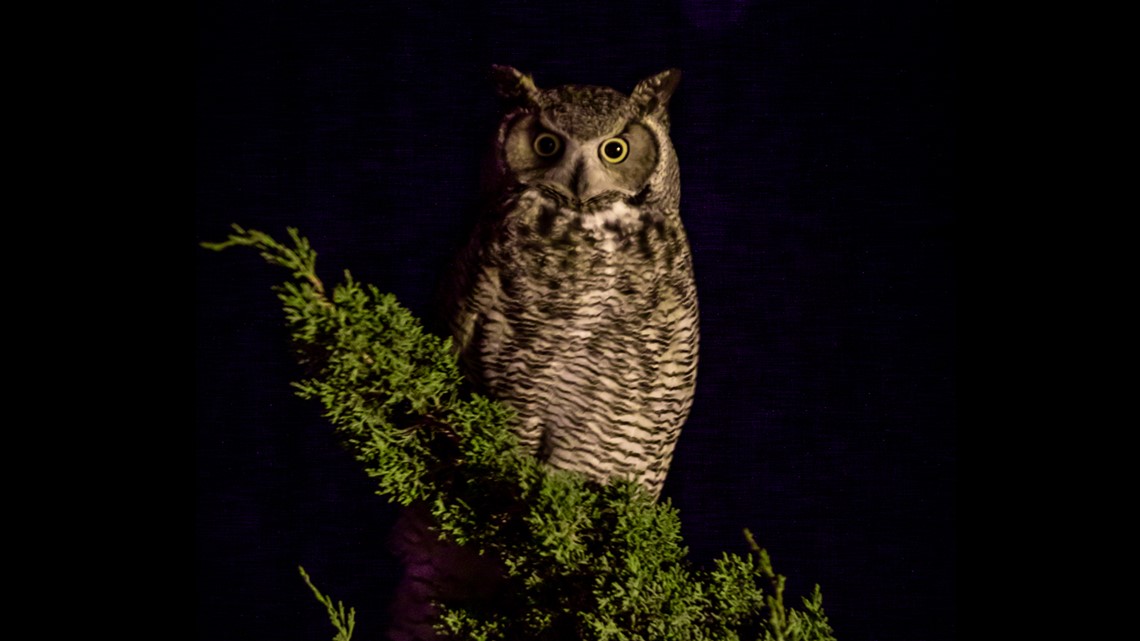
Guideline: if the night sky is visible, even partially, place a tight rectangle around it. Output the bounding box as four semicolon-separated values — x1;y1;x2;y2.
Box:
195;2;956;640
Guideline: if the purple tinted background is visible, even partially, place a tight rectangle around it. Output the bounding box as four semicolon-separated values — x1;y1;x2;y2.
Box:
196;1;955;640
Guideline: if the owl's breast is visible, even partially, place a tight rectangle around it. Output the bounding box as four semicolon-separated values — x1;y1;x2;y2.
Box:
508;188;681;269
449;187;699;496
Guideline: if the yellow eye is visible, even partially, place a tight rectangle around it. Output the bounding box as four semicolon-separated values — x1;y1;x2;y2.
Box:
599;137;629;163
533;132;562;157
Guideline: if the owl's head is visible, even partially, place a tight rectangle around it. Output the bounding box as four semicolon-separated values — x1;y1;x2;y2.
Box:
488;66;682;209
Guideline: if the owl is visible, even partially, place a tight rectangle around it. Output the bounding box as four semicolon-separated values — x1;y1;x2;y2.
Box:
387;65;699;641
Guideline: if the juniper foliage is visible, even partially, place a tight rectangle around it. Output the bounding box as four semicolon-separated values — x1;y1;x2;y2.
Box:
203;225;838;641
300;566;357;641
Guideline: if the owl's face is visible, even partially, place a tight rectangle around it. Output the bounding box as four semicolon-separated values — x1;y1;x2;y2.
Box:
489;66;681;210
502;109;659;204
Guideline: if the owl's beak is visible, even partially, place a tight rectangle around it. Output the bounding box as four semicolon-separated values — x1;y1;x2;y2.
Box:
569;154;604;202
538;147;617;205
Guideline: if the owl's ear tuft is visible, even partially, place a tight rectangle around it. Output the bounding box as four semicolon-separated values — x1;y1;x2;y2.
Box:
630;69;682;118
491;65;542;106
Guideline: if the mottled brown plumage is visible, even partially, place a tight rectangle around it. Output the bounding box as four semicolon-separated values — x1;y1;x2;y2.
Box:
387;66;699;641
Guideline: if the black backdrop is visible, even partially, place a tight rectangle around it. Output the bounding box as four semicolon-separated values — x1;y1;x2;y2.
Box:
195;2;956;640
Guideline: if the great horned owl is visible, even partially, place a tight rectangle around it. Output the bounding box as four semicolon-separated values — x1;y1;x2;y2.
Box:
447;64;699;497
387;66;699;641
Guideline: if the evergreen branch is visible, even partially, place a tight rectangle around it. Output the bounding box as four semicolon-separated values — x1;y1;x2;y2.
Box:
202;223;328;301
746;529;788;641
299;566;356;641
204;226;838;640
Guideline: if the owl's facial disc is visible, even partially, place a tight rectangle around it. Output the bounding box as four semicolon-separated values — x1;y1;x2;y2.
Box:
504;114;660;206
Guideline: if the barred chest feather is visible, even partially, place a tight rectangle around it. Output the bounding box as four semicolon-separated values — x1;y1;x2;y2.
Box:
451;186;699;498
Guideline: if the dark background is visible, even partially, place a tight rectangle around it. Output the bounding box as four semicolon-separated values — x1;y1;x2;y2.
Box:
195;1;956;640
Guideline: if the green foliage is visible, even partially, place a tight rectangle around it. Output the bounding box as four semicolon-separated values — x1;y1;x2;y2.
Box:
204;224;838;641
299;566;357;641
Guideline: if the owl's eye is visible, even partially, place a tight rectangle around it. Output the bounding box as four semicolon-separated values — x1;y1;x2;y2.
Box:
533;132;562;157
599;138;629;164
